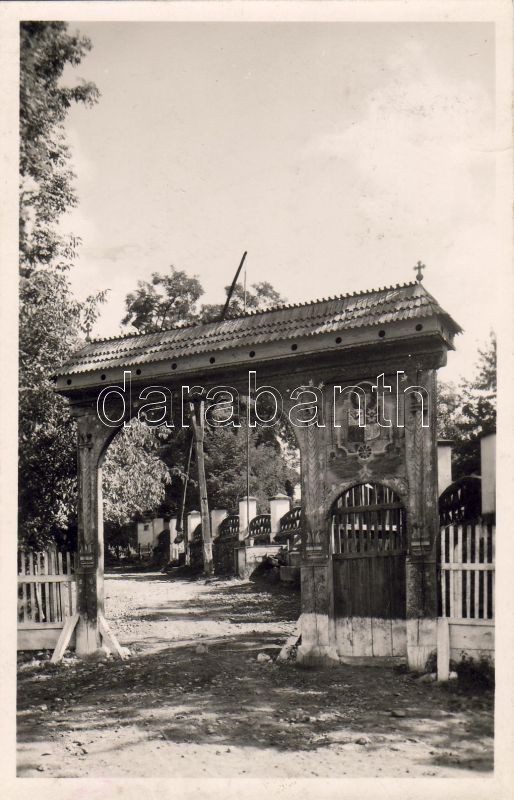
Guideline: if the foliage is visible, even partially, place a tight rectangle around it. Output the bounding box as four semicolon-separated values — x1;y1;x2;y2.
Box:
200;281;283;323
20;22;99;276
454;654;495;691
202;425;299;513
122;268;203;333
18;22;102;548
437;332;496;479
102;420;171;529
436;380;462;441
121;262;284;333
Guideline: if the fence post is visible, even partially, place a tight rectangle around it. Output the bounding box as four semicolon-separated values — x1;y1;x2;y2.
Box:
436;617;450;681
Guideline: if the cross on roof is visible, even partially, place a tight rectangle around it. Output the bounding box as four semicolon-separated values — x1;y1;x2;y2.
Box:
414;261;426;282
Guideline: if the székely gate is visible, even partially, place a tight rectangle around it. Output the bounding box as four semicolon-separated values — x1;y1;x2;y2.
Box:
53;276;461;670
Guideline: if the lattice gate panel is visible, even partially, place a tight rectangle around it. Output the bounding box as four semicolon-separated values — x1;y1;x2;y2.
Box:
331;482;407;620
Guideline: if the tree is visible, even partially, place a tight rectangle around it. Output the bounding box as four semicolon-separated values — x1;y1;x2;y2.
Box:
200;281;283;323
20;22;99;276
455;332;497;477
436;380;463;441
122;265;285;334
19;23;103;548
202;424;299;513
102;421;171;547
437;332;496;479
122;268;203;333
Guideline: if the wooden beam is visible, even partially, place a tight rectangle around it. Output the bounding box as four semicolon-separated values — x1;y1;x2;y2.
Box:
189;400;213;576
98;613;130;659
51;613;79;664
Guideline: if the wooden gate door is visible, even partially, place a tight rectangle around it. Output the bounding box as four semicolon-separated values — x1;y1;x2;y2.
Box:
331;482;407;657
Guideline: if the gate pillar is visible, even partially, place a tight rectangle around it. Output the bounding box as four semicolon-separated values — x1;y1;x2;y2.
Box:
295;425;338;664
72;407;115;655
405;554;438;670
297;555;338;665
404;367;440;671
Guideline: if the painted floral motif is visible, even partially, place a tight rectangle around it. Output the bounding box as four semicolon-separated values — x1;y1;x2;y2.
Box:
335;381;394;461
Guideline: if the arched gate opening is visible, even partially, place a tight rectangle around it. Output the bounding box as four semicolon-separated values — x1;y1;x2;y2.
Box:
330;482;408;659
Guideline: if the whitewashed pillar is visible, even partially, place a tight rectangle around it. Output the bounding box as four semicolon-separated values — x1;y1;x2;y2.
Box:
437;440;453;496
152;518;164;547
238;496;257;538
480;433;496;514
187;510;201;541
210;508;228;540
269;494;291;541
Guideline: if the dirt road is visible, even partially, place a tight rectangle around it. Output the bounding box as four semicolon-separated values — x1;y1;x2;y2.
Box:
17;569;493;778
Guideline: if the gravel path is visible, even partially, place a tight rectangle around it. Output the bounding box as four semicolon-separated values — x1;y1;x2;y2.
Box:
17;568;493;778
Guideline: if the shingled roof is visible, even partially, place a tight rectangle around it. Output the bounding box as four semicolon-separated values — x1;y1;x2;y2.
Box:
55;281;461;378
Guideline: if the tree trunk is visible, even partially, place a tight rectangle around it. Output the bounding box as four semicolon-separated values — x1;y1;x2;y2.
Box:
189;401;213;576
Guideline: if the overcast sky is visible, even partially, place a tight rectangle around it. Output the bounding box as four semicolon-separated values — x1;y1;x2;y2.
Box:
61;21;496;383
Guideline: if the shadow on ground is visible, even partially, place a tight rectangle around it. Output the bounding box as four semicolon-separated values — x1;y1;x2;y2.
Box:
17;572;493;777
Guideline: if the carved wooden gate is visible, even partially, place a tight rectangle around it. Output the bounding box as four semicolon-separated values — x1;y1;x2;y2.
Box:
331;482;407;657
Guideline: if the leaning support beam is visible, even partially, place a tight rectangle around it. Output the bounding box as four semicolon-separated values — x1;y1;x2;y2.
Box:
277;616;302;662
51;612;129;663
51;613;79;664
98;613;130;659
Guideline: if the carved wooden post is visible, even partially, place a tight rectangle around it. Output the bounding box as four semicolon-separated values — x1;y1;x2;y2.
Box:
296;421;338;665
73;409;112;655
404;367;439;671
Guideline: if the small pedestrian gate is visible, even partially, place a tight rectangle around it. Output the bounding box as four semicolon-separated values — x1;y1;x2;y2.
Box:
331;482;407;658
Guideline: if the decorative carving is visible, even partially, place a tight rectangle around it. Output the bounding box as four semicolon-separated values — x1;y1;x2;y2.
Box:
383;475;409;499
335;381;394;461
297;423;329;551
78;432;94;450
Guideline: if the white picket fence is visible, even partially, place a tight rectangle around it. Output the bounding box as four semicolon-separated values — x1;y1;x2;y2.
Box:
17;548;76;651
437;521;495;679
439;521;494;620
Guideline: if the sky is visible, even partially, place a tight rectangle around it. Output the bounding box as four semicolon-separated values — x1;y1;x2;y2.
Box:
61;21;497;383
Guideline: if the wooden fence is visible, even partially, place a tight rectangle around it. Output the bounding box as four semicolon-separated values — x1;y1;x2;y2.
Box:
17;548;76;651
437;520;495;678
438;521;495;620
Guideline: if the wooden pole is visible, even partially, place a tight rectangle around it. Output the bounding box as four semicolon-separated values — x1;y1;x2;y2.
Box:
246;403;250;537
177;432;194;565
220;251;247;321
189;400;213;575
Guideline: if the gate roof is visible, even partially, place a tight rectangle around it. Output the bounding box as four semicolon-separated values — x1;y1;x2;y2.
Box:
54;280;461;390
